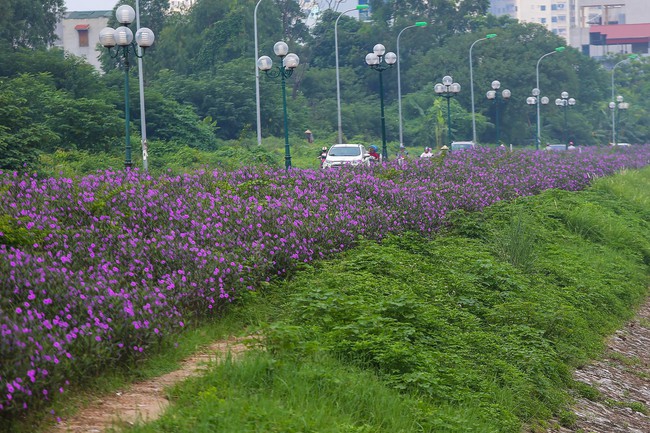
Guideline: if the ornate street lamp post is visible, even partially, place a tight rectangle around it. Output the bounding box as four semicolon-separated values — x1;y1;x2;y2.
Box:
335;5;370;144
365;44;397;160
485;80;511;145
526;91;549;147
434;75;461;146
257;41;300;170
555;91;576;148
396;21;427;147
469;33;496;144
99;4;155;169
609;95;629;145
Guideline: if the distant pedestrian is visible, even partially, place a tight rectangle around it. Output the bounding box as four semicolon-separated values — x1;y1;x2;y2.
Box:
318;146;328;168
420;147;433;158
305;129;314;143
397;145;409;165
368;145;380;161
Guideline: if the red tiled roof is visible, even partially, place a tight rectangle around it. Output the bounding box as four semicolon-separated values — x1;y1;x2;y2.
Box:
590;24;650;44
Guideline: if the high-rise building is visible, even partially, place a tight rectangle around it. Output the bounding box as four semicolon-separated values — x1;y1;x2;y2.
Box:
489;1;650;57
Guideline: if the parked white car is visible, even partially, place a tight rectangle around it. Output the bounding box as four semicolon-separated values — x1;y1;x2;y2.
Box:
450;141;476;152
322;144;371;168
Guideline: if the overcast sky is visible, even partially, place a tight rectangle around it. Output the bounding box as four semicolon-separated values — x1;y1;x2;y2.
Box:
65;0;118;11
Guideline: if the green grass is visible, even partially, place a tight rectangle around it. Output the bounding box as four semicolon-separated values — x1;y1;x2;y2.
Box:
128;351;501;433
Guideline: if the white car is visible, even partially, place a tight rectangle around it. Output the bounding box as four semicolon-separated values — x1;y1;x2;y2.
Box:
450;141;476;152
322;144;371;168
545;144;567;151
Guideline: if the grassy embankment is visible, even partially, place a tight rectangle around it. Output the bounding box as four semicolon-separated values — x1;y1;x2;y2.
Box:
117;167;650;432
37;136;350;176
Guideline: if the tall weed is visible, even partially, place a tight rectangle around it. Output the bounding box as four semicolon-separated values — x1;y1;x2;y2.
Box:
493;209;537;270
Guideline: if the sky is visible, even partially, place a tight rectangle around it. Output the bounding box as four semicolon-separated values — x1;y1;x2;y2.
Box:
65;0;118;11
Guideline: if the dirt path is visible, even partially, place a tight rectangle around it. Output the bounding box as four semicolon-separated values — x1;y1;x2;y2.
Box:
48;336;254;433
546;296;650;433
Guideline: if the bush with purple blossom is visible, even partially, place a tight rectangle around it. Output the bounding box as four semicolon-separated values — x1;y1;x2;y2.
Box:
1;146;649;418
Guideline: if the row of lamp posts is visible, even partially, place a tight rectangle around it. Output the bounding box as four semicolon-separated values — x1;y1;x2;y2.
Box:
526;89;577;148
102;3;636;171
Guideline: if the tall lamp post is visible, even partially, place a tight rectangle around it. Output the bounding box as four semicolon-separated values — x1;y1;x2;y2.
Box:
485;80;511;145
610;54;638;146
434;75;461;146
254;0;265;146
134;0;150;171
257;41;300;170
469;33;497;144
535;46;565;150
609;95;629;145
335;5;370;144
365;44;397;160
396;21;427;147
555;91;576;148
99;4;155;169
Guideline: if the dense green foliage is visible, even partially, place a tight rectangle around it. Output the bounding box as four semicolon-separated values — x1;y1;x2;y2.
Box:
1;0;650;172
125;167;650;432
0;0;65;49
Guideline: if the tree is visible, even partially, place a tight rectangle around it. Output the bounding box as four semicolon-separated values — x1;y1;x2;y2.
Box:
0;0;65;49
0;78;57;170
0;46;110;99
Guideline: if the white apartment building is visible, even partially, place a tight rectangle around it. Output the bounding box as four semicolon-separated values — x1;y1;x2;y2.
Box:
54;3;196;71
53;10;112;70
489;0;650;56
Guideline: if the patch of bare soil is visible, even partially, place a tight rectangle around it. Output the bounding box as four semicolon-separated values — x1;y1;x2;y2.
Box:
546;297;650;433
48;335;256;433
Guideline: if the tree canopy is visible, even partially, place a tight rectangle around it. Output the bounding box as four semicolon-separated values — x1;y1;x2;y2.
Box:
0;0;65;49
1;0;649;171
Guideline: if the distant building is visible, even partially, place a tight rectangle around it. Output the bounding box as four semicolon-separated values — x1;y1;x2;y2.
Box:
299;0;369;28
54;2;195;72
169;0;196;13
489;0;650;57
53;10;112;71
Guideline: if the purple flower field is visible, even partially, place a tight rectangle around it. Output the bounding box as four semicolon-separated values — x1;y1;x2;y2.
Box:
1;146;649;418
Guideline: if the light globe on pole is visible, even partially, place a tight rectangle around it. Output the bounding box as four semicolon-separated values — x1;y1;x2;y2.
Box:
99;4;155;169
434;75;461;147
366;43;397;160
257;41;300;170
485;80;510;145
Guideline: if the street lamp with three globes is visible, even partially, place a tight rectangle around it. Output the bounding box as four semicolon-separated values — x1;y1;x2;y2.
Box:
365;44;397;160
99;4;155;169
